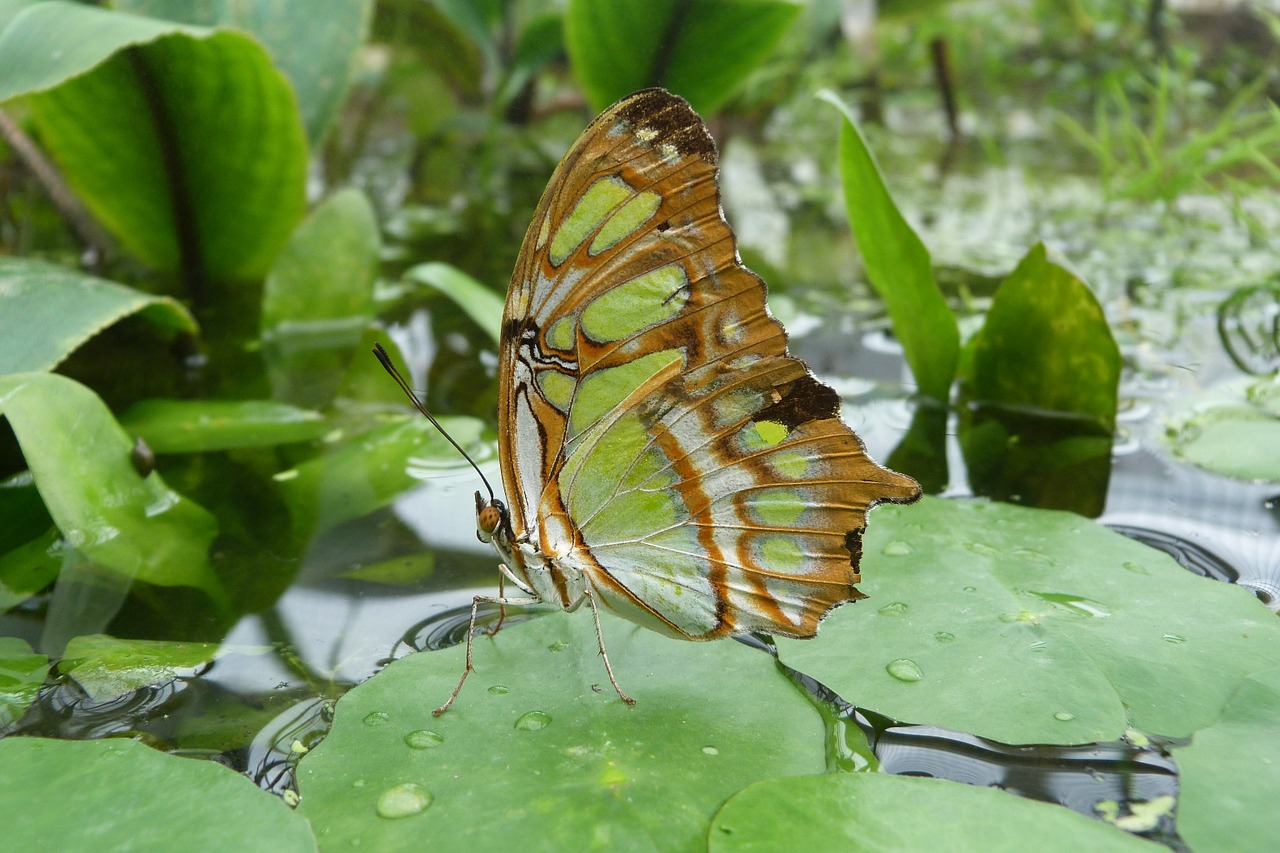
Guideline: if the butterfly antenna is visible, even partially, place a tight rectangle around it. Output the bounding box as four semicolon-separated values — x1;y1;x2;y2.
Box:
372;343;495;503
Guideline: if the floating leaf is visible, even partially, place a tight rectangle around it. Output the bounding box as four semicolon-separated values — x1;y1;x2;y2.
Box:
0;737;317;852
0;373;220;595
297;610;825;850
775;498;1280;745
1176;667;1280;853
0;258;197;374
0;636;50;729
565;0;802;114
1160;377;1280;483
823;91;958;403
60;634;226;700
708;773;1158;852
119;399;326;454
1;3;307;283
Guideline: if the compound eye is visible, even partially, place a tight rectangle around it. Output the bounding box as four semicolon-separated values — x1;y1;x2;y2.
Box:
477;504;502;543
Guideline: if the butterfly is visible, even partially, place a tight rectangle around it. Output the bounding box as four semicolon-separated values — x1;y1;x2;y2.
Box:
378;88;920;715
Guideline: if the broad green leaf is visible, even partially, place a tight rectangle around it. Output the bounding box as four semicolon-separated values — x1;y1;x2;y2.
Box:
1177;667;1280;853
3;4;307;284
119;399;326;454
565;0;802;114
263;188;381;408
0;257;197;374
0;528;60;613
1160;377;1280;483
60;633;233;700
404;262;503;346
970;243;1120;423
708;773;1158;852
822;91;958;403
0;0;37;34
297;610;825;851
0;737;317;852
0;636;49;729
0;373;220;595
775;498;1280;745
275;415;486;536
115;0;374;143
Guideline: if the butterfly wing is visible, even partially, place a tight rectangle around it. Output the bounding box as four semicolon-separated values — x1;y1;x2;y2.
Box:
499;88;920;638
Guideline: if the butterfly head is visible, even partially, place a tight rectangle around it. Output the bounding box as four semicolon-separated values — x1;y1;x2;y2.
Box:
475;490;508;544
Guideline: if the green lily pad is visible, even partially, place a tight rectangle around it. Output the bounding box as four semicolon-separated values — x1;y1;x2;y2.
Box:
275;415;487;536
2;3;307;283
1160;377;1280;483
0;257;197;374
565;0;801;114
403;262;503;346
708;773;1159;852
823;91;958;404
0;737;317;852
119;399;327;454
0;636;50;729
0;373;220;595
1176;667;1280;853
775;497;1280;745
59;633;248;701
297;610;826;851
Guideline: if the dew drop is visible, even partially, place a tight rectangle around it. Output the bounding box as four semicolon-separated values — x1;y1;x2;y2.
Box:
1162;633;1186;644
882;541;913;556
352;779;366;788
1029;640;1047;652
877;601;908;616
487;685;510;695
514;710;552;731
965;542;998;557
404;730;444;750
376;783;432;819
1122;561;1150;575
702;746;719;755
962;586;977;593
933;631;955;643
547;640;567;652
1054;711;1076;722
886;659;923;682
363;711;390;726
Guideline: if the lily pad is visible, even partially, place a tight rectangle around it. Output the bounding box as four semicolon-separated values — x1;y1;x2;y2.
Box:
0;636;50;729
60;633;225;701
297;610;826;851
119;399;327;454
775;497;1280;745
1176;667;1280;853
0;373;220;595
0;257;197;374
0;737;317;852
708;773;1158;852
1160;377;1280;483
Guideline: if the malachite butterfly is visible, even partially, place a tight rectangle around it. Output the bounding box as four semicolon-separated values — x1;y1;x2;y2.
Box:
380;88;920;715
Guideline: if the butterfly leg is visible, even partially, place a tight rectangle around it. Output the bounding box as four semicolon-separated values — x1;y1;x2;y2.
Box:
434;592;539;716
485;572;507;636
584;588;636;706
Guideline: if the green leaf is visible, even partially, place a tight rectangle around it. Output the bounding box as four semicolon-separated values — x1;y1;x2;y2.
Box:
708;773;1159;852
775;497;1280;745
262;188;381;408
1160;377;1280;483
119;399;326;454
1177;667;1280;853
403;262;503;346
0;373;220;594
565;0;802;114
0;257;197;374
59;633;267;701
276;415;487;536
0;528;60;613
3;4;308;284
115;0;374;144
297;609;825;851
822;91;959;403
970;243;1120;424
0;737;317;852
0;636;50;729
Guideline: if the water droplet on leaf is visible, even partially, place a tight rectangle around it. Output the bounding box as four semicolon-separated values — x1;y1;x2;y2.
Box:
933;631;955;643
882;541;913;556
404;730;444;749
547;640;567;652
487;685;510;695
886;659;923;682
514;710;552;731
1162;633;1186;644
363;711;390;726
702;746;719;755
1054;711;1075;722
376;783;432;819
877;601;908;616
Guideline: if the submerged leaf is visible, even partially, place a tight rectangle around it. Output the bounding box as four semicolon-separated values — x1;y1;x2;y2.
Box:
297;610;825;850
119;399;326;454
